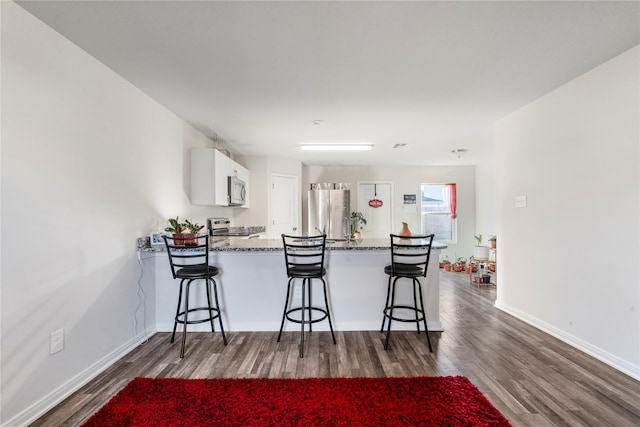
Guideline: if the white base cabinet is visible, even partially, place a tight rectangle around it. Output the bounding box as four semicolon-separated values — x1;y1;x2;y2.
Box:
191;148;249;207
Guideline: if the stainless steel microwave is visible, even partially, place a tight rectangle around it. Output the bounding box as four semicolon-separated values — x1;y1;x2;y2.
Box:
228;176;246;206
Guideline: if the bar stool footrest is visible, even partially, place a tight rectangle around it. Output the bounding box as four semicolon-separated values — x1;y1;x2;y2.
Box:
383;305;425;323
285;306;329;324
176;307;221;325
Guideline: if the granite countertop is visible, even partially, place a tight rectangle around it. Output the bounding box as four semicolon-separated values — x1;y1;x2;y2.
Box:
139;236;447;253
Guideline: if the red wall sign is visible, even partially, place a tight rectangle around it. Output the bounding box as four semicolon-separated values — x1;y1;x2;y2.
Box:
368;199;383;208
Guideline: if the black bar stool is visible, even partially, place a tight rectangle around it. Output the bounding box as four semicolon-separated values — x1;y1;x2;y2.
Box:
163;234;227;358
380;233;435;352
277;234;336;358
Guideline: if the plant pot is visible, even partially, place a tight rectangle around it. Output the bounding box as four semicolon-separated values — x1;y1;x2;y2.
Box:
464;266;471;274
453;265;462;272
490;241;496;249
473;246;490;260
482;274;491;284
474;276;482;284
172;233;185;246
439;262;444;268
444;264;452;272
182;233;198;246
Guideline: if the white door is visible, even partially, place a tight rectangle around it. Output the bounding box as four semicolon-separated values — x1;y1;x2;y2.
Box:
357;182;393;238
271;174;299;236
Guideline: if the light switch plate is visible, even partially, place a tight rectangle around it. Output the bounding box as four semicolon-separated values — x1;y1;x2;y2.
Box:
515;195;527;208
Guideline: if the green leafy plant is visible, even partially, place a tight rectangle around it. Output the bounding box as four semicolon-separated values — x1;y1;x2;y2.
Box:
488;235;496;242
474;234;483;246
350;211;367;236
164;217;186;234
184;219;204;234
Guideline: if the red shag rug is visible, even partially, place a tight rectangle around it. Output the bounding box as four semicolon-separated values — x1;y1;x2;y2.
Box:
82;376;511;426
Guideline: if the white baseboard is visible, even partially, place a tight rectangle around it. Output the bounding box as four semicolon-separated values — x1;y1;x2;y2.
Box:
156;321;444;332
4;328;156;427
494;300;640;381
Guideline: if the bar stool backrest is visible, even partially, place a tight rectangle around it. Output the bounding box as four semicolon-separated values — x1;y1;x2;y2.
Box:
163;234;210;279
389;234;435;278
281;234;327;278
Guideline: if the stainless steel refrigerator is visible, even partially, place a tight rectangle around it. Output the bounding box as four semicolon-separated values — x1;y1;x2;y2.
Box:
308;183;351;239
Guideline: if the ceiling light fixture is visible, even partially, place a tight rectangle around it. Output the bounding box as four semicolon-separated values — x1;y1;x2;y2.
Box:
312;120;325;125
392;143;407;149
300;144;374;151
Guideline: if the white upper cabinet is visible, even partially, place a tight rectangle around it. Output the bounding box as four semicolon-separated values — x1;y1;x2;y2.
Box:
191;148;249;207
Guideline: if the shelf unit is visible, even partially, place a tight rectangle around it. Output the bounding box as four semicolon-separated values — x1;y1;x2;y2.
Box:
469;254;496;287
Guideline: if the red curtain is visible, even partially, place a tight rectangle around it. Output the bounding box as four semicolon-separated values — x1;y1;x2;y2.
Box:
446;183;457;219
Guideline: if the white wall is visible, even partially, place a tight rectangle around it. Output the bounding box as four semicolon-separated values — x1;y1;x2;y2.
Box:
303;165;476;260
494;45;640;379
0;3;227;424
234;155;302;235
475;159;497;242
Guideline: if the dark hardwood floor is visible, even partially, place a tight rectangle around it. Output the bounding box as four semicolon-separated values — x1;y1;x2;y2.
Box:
31;271;640;426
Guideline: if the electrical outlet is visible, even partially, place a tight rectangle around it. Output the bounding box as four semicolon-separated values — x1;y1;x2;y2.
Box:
515;195;527;208
50;329;64;355
293;286;302;299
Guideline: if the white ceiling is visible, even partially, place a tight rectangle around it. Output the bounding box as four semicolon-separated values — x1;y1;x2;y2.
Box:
16;1;640;166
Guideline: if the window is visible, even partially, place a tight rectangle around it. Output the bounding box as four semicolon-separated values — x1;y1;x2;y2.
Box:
420;183;456;242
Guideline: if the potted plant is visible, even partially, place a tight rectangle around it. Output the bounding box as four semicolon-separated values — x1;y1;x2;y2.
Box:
442;256;452;271
489;235;497;249
183;219;204;245
164;217;204;246
350;211;367;238
165;217;186;235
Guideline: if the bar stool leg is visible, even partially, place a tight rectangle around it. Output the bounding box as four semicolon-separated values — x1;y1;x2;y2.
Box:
180;279;192;358
413;279;421;333
384;277;399;350
307;278;313;333
300;278;306;358
277;278;294;343
211;278;227;345
380;276;392;332
205;278;216;333
171;280;185;344
417;280;433;352
321;278;336;344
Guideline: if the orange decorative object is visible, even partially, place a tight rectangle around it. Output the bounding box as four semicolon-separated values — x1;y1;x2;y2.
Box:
399;222;412;237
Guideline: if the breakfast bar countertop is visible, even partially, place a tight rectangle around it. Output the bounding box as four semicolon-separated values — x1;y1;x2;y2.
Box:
139;236;448;252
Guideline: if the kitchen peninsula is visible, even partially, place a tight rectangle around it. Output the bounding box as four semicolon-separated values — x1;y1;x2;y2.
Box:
139;237;446;333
